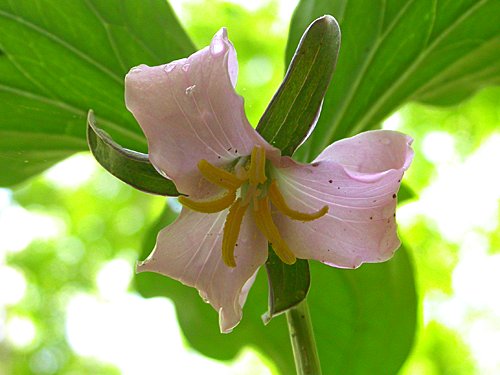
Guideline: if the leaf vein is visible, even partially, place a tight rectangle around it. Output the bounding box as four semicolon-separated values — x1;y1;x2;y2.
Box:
0;9;122;83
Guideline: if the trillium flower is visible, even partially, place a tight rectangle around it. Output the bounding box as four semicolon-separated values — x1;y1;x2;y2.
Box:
125;29;413;333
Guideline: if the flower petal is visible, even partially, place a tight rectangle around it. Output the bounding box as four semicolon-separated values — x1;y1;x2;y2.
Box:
125;28;276;198
273;130;413;268
137;208;267;333
315;130;414;178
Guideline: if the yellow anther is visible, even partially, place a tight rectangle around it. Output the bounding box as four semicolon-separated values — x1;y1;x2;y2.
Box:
221;198;248;267
178;190;236;213
269;180;329;221
252;196;296;265
198;159;245;190
249;146;267;185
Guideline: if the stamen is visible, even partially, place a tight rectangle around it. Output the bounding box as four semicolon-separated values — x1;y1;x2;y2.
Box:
252;196;296;265
179;190;236;213
249;146;267;185
269;180;329;221
221;198;248;267
198;159;245;190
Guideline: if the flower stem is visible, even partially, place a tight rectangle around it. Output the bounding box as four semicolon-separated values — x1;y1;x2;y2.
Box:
286;300;322;375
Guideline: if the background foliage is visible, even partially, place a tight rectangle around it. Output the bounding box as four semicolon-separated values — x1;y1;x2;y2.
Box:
0;0;499;374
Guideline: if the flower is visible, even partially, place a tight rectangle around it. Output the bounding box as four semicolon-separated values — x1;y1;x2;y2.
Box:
125;28;413;333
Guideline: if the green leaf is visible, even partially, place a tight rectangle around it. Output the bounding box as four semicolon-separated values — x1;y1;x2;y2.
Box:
256;15;340;156
87;111;179;196
0;0;195;186
288;0;500;161
309;246;417;374
263;248;310;322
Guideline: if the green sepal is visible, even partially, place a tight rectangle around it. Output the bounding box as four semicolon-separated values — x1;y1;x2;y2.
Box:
256;15;340;157
87;110;179;196
263;248;310;323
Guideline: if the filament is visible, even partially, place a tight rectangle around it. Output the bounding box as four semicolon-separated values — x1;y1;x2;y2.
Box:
269;180;328;221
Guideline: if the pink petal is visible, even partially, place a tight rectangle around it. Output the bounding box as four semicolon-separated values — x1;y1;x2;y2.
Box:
273;130;413;269
315;130;413;179
125;28;276;198
137;208;267;333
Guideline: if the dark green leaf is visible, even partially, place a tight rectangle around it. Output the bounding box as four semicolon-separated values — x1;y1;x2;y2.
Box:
288;0;500;161
263;249;310;322
309;246;417;374
0;131;83;187
256;15;340;156
0;0;195;186
87;111;179;196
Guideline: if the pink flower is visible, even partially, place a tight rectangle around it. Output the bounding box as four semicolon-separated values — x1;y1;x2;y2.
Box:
125;29;413;333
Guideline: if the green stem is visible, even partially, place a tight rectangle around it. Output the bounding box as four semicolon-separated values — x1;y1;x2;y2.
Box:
286;299;322;375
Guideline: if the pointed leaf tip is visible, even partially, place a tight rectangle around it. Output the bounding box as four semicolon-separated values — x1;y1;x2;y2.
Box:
87;110;179;196
256;14;341;156
311;15;340;36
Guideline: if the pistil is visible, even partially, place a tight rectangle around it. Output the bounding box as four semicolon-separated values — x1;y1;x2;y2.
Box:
248;146;267;185
252;196;296;264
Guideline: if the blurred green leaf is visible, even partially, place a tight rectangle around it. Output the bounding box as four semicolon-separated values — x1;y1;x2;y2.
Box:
87;111;179;196
289;0;500;161
7;167;162;375
401;321;478;374
398;183;417;203
309;247;417;375
256;15;340;156
0;0;195;187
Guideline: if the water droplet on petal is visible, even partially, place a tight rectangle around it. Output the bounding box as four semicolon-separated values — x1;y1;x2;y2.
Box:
210;39;225;55
181;63;190;72
129;64;147;74
185;85;196;96
163;63;176;73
